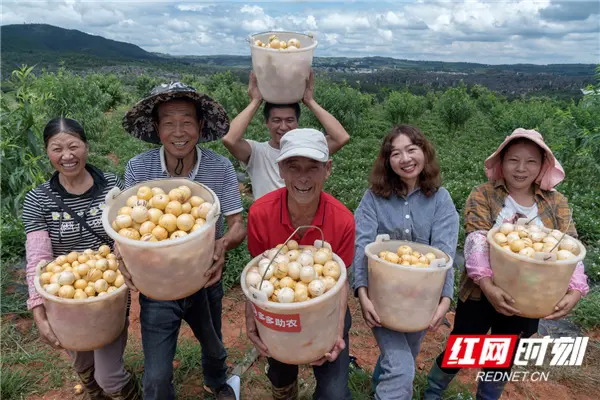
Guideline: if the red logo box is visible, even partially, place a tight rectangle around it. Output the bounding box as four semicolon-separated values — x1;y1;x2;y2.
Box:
252;304;302;333
441;335;518;368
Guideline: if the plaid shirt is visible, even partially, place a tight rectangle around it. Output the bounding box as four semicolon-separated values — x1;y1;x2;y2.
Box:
459;180;577;302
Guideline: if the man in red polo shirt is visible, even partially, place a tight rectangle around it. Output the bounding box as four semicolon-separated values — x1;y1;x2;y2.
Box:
246;128;355;400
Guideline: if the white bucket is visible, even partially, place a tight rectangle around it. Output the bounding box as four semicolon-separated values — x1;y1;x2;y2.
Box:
240;242;347;365
34;261;128;351
364;235;453;332
249;31;317;104
487;226;586;318
101;178;220;301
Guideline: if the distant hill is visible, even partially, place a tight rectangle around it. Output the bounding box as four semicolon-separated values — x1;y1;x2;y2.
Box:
1;23;158;69
169;54;595;76
1;23;595;100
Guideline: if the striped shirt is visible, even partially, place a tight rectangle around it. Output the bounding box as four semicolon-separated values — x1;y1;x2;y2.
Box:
22;166;123;257
352;187;459;299
124;146;243;238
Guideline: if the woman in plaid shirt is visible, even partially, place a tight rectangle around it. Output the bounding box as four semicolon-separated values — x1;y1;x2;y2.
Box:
425;128;589;400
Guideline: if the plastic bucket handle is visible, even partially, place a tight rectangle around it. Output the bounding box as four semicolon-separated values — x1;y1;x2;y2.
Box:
375;234;391;243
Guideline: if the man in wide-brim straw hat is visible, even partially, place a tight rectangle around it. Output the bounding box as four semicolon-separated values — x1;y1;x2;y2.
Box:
120;82;246;400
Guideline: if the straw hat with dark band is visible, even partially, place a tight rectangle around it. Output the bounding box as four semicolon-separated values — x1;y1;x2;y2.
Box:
122;82;229;144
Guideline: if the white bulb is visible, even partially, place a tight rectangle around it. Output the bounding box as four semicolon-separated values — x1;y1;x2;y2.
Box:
300;266;317;283
258;262;275;280
57;271;76;286
287;250;300;261
297;253;314;267
530;232;546;243
260;280;274;298
559;238;578;253
313;251;329;265
499;223;514;235
263;248;279;260
45;283;61;295
322;276;336;291
277;287;295;303
258;258;271;269
246;271;262;288
274;255;290;265
308;280;326;297
557;250;574;260
287;261;301;280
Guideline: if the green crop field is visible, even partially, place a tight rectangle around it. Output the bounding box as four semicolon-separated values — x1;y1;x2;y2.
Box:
2;65;599;399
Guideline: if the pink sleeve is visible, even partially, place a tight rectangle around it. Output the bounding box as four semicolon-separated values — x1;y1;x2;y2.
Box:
26;231;53;310
464;230;493;284
568;261;589;297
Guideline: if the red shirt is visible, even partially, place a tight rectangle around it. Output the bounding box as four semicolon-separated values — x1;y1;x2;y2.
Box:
247;188;355;268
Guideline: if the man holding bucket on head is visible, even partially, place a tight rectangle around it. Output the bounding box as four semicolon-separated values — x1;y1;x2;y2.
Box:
119;82;246;400
222;70;350;200
245;128;355;400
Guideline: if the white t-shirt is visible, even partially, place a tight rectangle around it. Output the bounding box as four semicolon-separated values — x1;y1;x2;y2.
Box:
241;140;284;199
495;195;544;228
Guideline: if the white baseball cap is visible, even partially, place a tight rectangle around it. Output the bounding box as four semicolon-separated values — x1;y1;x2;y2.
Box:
276;128;329;163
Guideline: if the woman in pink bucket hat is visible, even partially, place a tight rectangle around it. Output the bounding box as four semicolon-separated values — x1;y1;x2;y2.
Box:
484;128;565;192
424;128;589;400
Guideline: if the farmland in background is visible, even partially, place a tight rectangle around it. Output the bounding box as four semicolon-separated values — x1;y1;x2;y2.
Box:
1;33;599;397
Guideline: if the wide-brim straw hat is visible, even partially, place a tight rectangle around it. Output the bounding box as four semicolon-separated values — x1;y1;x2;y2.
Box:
122;82;229;144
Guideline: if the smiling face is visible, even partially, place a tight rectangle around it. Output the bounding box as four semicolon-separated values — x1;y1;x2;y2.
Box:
501;140;544;192
266;107;299;148
389;134;425;188
279;157;331;205
156;99;203;158
46;133;88;177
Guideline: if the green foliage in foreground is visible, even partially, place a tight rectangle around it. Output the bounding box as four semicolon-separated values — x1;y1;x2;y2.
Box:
570;288;600;331
2;65;599;297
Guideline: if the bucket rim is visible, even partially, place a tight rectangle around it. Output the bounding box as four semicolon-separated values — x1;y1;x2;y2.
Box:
101;178;219;249
241;248;347;311
364;240;453;272
249;31;318;53
34;261;128;305
486;227;587;264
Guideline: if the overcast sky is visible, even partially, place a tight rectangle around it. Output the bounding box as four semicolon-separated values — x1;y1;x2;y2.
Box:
2;0;599;64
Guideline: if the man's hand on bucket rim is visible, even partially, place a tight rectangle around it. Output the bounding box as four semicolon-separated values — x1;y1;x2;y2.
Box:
311;335;345;366
302;69;315;106
115;244;137;292
204;238;226;288
428;297;451;332
245;302;270;357
33;305;61;349
544;289;581;320
248;71;262;102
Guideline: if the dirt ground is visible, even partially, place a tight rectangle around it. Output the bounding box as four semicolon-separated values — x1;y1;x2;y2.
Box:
20;287;600;399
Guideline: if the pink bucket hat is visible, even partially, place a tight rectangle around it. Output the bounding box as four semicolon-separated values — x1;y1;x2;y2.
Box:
484;128;565;191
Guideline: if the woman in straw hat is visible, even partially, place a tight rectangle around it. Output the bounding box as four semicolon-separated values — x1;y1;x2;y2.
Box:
424;128;589;400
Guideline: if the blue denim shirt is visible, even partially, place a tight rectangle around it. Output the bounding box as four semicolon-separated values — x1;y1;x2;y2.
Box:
352;187;459;299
